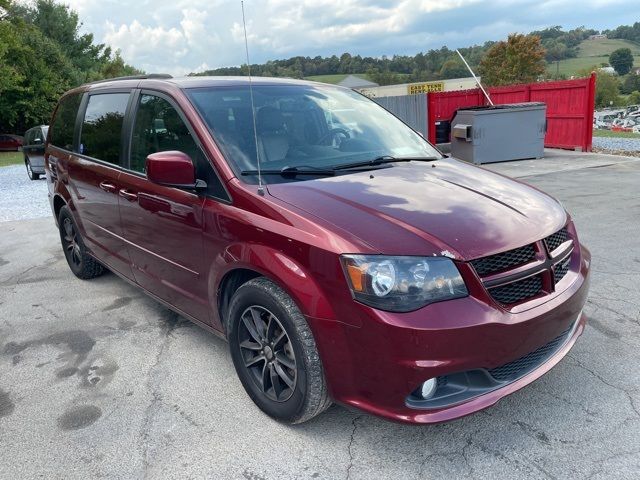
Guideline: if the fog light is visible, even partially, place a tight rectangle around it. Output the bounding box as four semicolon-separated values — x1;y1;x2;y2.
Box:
419;378;437;399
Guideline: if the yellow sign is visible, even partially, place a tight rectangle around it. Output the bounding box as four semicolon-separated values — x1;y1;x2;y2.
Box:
408;82;445;95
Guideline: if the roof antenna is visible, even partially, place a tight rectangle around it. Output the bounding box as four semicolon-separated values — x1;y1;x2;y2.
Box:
241;0;264;195
456;49;493;106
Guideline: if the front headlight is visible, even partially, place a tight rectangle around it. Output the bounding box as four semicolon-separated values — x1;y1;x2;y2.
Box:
340;255;468;312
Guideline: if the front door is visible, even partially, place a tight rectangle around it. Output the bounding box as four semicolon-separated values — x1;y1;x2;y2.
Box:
118;92;209;321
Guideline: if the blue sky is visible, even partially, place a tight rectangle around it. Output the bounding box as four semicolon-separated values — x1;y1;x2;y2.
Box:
60;0;639;75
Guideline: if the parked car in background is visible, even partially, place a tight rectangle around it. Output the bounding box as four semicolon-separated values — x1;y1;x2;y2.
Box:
23;125;49;180
0;134;23;151
46;75;590;424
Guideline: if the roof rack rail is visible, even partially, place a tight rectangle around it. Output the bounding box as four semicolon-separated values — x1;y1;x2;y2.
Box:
84;73;173;86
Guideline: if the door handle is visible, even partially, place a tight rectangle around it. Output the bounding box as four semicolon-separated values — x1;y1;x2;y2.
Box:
99;181;117;193
119;189;138;202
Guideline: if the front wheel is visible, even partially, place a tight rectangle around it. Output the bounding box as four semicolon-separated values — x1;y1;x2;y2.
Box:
228;277;331;424
25;160;39;180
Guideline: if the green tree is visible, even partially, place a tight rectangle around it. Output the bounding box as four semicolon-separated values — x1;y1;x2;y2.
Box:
479;34;547;86
622;74;640;94
0;0;141;133
367;68;405;86
593;71;622;107
627;91;640;105
439;59;469;79
0;19;74;132
609;48;634;75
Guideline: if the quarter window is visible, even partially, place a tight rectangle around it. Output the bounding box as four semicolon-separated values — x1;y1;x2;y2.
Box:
80;93;130;164
50;93;82;151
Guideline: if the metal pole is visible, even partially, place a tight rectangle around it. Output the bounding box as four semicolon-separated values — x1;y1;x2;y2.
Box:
241;1;264;196
456;49;493;106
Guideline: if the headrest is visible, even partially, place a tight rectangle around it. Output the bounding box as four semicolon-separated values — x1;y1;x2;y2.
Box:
257;106;285;133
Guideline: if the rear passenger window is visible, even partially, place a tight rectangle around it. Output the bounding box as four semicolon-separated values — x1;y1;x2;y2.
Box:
50;93;82;151
80;93;129;164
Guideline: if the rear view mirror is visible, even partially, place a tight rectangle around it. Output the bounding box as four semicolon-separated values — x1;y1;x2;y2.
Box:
34;138;43;144
145;151;204;189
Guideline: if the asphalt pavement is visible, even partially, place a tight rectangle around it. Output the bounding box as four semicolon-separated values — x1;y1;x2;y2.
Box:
1;150;639;479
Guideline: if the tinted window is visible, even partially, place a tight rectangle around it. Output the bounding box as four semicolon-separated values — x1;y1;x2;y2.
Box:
80;93;129;164
130;94;199;172
130;93;228;200
50;93;82;150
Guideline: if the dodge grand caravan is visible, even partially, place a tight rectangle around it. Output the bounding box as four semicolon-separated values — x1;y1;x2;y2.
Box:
45;75;590;424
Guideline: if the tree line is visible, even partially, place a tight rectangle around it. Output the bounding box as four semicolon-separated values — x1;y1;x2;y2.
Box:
195;26;604;85
605;22;640;44
0;0;139;134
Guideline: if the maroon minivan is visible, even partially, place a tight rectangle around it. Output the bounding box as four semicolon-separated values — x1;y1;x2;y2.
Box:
45;75;590;424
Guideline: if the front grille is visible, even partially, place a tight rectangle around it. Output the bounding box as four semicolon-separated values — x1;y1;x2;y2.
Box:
545;227;568;253
470;244;536;276
554;257;570;283
488;324;573;381
488;275;542;305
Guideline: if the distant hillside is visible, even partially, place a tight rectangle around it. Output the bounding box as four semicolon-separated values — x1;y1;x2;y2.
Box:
304;74;372;84
193;24;640;87
549;38;640;76
304;73;413;84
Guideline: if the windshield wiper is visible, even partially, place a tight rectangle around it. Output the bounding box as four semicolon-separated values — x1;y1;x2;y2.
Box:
331;155;441;170
240;165;336;177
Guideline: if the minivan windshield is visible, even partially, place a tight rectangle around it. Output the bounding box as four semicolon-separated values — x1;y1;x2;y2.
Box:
187;84;442;183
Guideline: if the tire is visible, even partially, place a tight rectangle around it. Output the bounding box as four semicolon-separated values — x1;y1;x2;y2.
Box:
58;206;105;280
227;277;331;424
26;160;39;180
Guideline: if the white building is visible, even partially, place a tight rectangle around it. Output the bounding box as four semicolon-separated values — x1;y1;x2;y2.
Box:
358;77;479;98
598;66;617;75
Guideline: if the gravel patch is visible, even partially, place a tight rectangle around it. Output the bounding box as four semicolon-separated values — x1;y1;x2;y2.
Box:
0;165;52;222
593;136;640;152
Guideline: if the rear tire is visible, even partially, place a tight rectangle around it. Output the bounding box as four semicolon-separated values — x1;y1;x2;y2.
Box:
26;160;39;180
228;277;331;424
58;206;105;280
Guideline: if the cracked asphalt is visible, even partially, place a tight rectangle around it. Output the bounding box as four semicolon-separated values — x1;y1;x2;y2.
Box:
0;150;639;479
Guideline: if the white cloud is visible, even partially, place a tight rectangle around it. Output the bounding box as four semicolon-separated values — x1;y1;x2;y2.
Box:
103;8;222;75
56;0;639;75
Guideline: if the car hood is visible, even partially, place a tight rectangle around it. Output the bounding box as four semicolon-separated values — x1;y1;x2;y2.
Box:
266;159;567;260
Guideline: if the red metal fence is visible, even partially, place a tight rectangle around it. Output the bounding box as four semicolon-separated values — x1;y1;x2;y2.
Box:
427;73;596;152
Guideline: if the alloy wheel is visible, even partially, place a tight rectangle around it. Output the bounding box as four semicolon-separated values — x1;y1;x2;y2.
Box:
62;217;82;268
238;305;297;402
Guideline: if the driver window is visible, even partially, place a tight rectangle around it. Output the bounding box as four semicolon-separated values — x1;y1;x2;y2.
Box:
130;94;199;173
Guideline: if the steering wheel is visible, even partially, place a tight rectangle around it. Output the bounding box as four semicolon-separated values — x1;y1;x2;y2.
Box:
316;128;350;146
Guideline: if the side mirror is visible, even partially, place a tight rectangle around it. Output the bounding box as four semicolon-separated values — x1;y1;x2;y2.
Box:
145;151;204;189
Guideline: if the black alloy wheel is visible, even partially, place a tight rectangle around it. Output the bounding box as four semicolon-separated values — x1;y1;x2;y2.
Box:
227;277;331;423
61;217;82;269
238;305;297;402
57;206;105;279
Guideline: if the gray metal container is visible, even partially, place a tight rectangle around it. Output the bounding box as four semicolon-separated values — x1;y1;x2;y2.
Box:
450;102;546;164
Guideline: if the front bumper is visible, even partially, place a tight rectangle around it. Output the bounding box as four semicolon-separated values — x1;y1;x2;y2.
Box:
308;244;590;424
